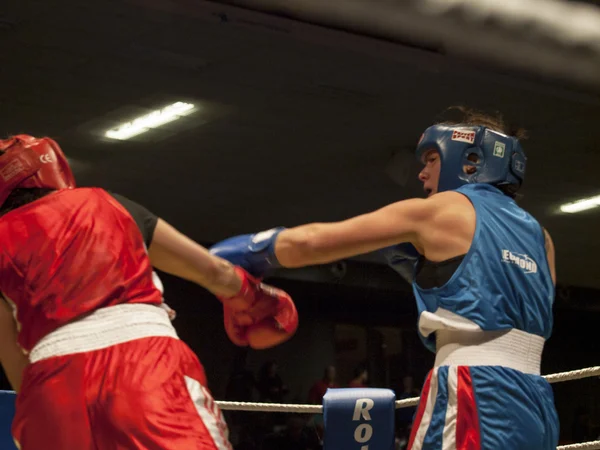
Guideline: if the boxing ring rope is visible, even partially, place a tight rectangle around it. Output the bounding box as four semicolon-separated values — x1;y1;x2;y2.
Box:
217;365;600;412
557;442;600;450
214;0;600;92
216;365;600;450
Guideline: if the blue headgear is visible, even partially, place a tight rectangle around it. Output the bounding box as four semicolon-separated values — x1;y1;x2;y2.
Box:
415;124;526;193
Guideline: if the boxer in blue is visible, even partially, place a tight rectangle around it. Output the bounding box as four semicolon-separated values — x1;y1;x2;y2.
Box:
210;108;559;450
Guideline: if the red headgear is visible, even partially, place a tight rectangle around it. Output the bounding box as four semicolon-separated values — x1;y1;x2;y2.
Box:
0;135;76;206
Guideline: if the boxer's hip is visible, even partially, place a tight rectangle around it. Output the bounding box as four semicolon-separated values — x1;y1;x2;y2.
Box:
409;330;558;450
408;329;558;450
27;303;178;363
410;365;559;450
13;306;216;449
434;328;544;375
20;303;206;395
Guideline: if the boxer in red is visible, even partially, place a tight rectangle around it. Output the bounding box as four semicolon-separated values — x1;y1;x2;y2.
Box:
0;135;298;449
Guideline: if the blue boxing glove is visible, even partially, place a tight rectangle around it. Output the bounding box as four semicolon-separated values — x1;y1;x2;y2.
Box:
209;227;286;277
378;242;421;284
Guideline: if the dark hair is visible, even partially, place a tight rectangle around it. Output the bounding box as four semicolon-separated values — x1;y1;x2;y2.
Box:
0;188;55;217
436;106;527;140
0;150;55;216
436;106;527;198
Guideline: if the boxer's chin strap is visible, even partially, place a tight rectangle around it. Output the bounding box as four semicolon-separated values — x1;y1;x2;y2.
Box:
323;388;396;450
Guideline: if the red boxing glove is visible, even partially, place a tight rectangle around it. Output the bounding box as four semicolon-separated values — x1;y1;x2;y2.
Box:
219;267;298;349
222;303;251;347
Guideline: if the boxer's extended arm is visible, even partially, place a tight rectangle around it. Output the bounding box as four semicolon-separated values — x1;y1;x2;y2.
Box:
149;219;241;297
0;298;28;392
274;192;472;268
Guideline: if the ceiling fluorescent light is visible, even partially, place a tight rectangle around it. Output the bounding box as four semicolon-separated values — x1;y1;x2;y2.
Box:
105;102;196;140
560;195;600;213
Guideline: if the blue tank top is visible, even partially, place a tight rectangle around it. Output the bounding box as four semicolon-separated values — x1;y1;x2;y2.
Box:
413;184;554;353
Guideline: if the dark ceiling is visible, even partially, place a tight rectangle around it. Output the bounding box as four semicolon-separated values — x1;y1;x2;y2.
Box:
2;0;600;290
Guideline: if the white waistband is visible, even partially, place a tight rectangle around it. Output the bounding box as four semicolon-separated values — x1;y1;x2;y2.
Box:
29;303;179;364
434;328;544;375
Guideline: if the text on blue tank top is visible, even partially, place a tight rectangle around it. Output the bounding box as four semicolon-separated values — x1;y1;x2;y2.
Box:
412;184;554;352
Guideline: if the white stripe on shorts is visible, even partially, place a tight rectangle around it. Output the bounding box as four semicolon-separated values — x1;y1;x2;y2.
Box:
185;376;232;450
411;368;440;450
442;366;459;450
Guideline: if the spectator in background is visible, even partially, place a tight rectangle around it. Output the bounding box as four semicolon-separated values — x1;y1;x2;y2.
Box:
308;365;339;404
348;364;369;388
257;361;288;403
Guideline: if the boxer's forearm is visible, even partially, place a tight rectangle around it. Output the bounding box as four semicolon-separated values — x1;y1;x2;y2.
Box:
274;210;418;268
151;245;241;298
274;221;393;267
274;224;338;267
208;258;243;297
149;219;242;297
